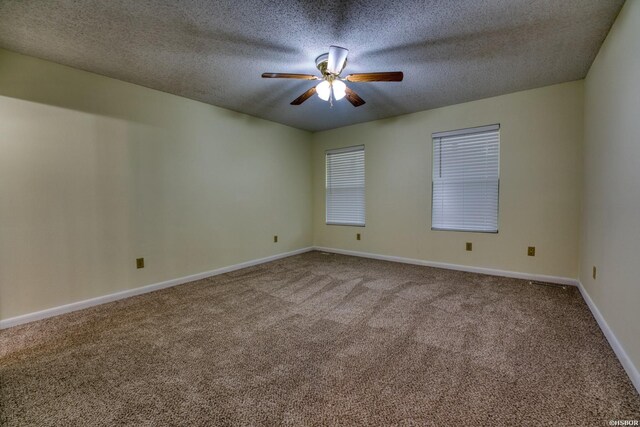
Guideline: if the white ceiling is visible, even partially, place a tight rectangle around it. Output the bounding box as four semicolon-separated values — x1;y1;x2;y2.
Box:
0;0;625;131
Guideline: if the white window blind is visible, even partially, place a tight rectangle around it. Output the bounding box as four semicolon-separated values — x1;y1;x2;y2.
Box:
432;124;500;233
326;145;365;226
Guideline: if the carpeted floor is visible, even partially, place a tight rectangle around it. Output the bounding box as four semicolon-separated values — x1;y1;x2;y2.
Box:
1;251;639;426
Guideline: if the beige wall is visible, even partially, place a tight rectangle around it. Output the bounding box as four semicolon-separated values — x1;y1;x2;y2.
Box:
581;0;640;376
312;81;584;279
0;49;312;321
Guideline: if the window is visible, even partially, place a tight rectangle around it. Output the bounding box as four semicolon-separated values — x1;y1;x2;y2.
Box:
326;145;365;226
432;124;500;233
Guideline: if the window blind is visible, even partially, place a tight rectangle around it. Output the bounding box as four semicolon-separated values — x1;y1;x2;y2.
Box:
326;145;365;226
432;125;500;233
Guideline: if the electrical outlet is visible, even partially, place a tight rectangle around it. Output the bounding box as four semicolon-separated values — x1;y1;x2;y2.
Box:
136;258;144;269
466;242;472;251
356;233;361;241
528;246;536;256
593;266;597;279
273;235;278;243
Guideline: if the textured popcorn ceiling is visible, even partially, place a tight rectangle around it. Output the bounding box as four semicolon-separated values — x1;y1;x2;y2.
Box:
0;0;624;131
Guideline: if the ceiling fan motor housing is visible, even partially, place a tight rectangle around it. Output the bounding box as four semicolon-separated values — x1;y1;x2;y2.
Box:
316;53;346;77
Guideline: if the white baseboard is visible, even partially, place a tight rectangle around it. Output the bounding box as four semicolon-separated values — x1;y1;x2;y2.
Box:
313;246;579;286
576;281;640;394
0;247;314;330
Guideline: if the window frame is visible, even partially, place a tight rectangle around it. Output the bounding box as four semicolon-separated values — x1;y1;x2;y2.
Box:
431;124;500;234
325;144;366;227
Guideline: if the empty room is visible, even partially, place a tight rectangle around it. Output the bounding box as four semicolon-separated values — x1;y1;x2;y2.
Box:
1;0;639;425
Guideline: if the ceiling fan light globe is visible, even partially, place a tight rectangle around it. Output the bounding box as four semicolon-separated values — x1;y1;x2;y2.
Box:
316;80;331;101
332;80;347;100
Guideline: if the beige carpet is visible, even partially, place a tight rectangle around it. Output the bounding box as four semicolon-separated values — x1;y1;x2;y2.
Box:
1;251;639;426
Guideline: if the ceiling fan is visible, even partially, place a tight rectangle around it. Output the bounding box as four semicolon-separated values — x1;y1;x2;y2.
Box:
262;45;403;107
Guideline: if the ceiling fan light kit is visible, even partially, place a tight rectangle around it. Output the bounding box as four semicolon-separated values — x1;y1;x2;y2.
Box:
316;79;346;102
262;45;403;107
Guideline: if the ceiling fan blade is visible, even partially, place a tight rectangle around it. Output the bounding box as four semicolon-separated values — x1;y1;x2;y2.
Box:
290;86;317;105
345;87;365;107
345;72;404;82
327;46;349;74
262;73;318;80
